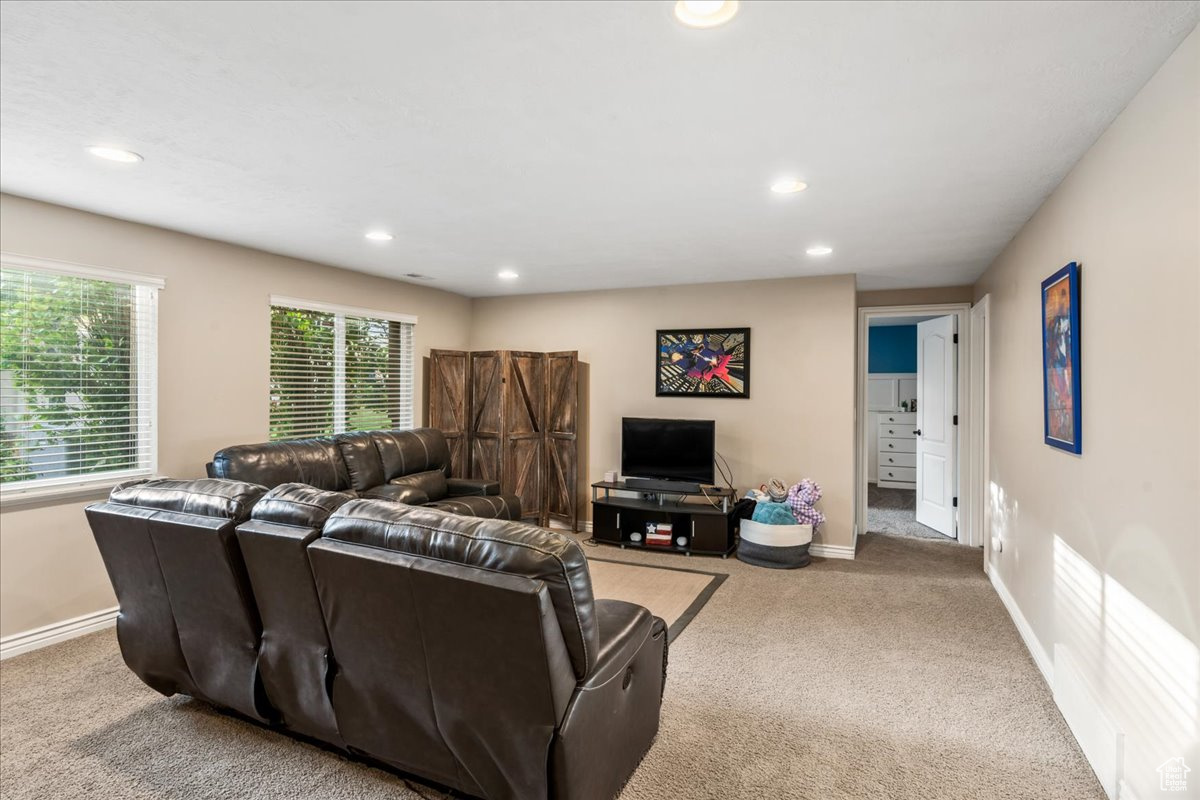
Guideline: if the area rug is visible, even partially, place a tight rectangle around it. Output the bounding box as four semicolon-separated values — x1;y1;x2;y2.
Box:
587;558;725;642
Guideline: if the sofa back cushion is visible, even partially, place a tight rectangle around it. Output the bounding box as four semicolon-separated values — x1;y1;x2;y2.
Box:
370;428;450;481
335;431;386;491
210;437;350;491
88;478;273;723
322;500;597;679
237;483;352;745
111;478;266;519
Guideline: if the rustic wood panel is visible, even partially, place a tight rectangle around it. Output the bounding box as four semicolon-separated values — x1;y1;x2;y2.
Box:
505;352;546;523
428;349;469;477
544;351;579;530
469;352;504;483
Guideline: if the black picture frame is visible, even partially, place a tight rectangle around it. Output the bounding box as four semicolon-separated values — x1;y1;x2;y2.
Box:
655;327;751;398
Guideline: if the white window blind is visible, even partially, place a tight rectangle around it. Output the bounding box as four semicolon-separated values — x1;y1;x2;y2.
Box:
269;298;415;440
0;257;160;495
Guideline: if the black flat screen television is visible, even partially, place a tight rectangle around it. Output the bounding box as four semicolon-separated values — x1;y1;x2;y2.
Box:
621;417;715;486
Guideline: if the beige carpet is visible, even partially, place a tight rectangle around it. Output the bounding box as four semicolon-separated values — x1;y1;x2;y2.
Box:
0;534;1104;800
587;557;723;640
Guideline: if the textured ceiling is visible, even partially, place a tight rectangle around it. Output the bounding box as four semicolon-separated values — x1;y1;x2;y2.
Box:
1;1;1197;297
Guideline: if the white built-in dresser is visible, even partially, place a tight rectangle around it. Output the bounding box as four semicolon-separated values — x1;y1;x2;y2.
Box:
877;411;917;489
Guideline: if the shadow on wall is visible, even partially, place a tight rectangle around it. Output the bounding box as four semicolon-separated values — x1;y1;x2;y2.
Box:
1052;534;1199;798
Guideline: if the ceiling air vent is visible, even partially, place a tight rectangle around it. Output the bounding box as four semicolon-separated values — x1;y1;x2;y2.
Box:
404;273;435;281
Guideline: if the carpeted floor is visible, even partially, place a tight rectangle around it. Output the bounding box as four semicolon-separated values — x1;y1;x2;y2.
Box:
0;533;1104;800
867;483;952;540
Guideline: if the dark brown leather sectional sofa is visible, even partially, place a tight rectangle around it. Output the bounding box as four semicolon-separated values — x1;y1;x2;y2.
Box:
85;478;667;800
207;427;521;520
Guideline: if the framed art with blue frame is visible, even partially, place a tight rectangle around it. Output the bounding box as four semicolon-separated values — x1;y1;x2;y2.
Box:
1041;262;1081;454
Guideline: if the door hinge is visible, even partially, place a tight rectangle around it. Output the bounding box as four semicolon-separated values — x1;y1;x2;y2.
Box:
952;497;958;508
953;414;958;425
953;333;959;344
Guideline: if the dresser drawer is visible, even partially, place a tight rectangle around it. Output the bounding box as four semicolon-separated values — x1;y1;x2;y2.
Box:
879;452;916;468
879;436;916;454
878;421;918;439
878;412;916;425
878;466;916;484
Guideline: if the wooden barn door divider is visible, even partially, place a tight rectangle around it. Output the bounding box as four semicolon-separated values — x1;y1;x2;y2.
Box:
427;349;579;530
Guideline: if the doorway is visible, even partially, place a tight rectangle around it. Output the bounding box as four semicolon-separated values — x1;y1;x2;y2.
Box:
855;303;975;550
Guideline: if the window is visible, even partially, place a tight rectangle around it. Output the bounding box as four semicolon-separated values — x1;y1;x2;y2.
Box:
0;255;161;497
269;297;415;440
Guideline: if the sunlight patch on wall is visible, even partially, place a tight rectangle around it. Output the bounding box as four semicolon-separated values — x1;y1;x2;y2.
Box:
1051;534;1200;799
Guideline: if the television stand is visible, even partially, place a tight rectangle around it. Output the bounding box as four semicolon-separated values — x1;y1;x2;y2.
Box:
589;481;738;558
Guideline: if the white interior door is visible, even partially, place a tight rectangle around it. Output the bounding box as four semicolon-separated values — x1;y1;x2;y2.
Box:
916;315;957;537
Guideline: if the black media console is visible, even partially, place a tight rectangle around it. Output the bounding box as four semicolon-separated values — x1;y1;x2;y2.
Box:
589;481;738;558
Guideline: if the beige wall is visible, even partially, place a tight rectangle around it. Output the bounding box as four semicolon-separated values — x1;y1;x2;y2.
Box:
0;194;473;638
974;27;1198;798
469;275;857;550
856;285;974;307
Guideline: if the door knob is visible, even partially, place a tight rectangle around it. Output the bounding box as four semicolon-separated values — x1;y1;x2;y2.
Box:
913;429;922;436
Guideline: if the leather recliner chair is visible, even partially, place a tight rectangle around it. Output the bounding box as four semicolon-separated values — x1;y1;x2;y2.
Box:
86;479;667;800
207;427;521;520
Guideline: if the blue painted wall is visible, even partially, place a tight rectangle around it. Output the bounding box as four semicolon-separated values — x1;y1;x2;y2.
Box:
868;325;917;373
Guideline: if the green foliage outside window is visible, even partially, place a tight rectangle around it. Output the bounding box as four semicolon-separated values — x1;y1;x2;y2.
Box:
0;269;139;484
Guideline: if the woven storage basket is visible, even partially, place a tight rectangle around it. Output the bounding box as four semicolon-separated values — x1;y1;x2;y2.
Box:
737;518;813;569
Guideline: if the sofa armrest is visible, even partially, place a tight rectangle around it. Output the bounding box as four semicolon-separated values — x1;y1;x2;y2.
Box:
359;484;430;505
582;600;656;688
550;599;667;800
446;477;500;497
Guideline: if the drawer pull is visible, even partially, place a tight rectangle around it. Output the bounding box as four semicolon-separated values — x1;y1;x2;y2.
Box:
888;443;894;448
888;458;894;463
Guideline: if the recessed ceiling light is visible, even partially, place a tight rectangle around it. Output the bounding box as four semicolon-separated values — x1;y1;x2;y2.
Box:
86;146;143;163
806;246;833;256
364;231;394;242
771;178;808;194
498;269;519;280
674;0;739;28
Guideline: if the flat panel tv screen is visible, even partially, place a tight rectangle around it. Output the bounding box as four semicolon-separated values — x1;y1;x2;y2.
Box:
621;417;715;485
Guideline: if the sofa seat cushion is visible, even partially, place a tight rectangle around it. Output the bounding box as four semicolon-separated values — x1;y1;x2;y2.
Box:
110;478;266;521
323;500;597;679
426;494;520;520
446;477;500;497
359;484;431;505
389;469;448;501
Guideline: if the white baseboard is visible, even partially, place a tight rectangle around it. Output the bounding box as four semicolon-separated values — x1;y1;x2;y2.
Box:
1055;644;1123;799
988;566;1054;685
1117;780;1140;800
0;606;119;660
810;542;856;560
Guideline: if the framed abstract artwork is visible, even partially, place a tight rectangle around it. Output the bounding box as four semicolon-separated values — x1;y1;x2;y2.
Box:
1041;262;1081;454
656;328;750;398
